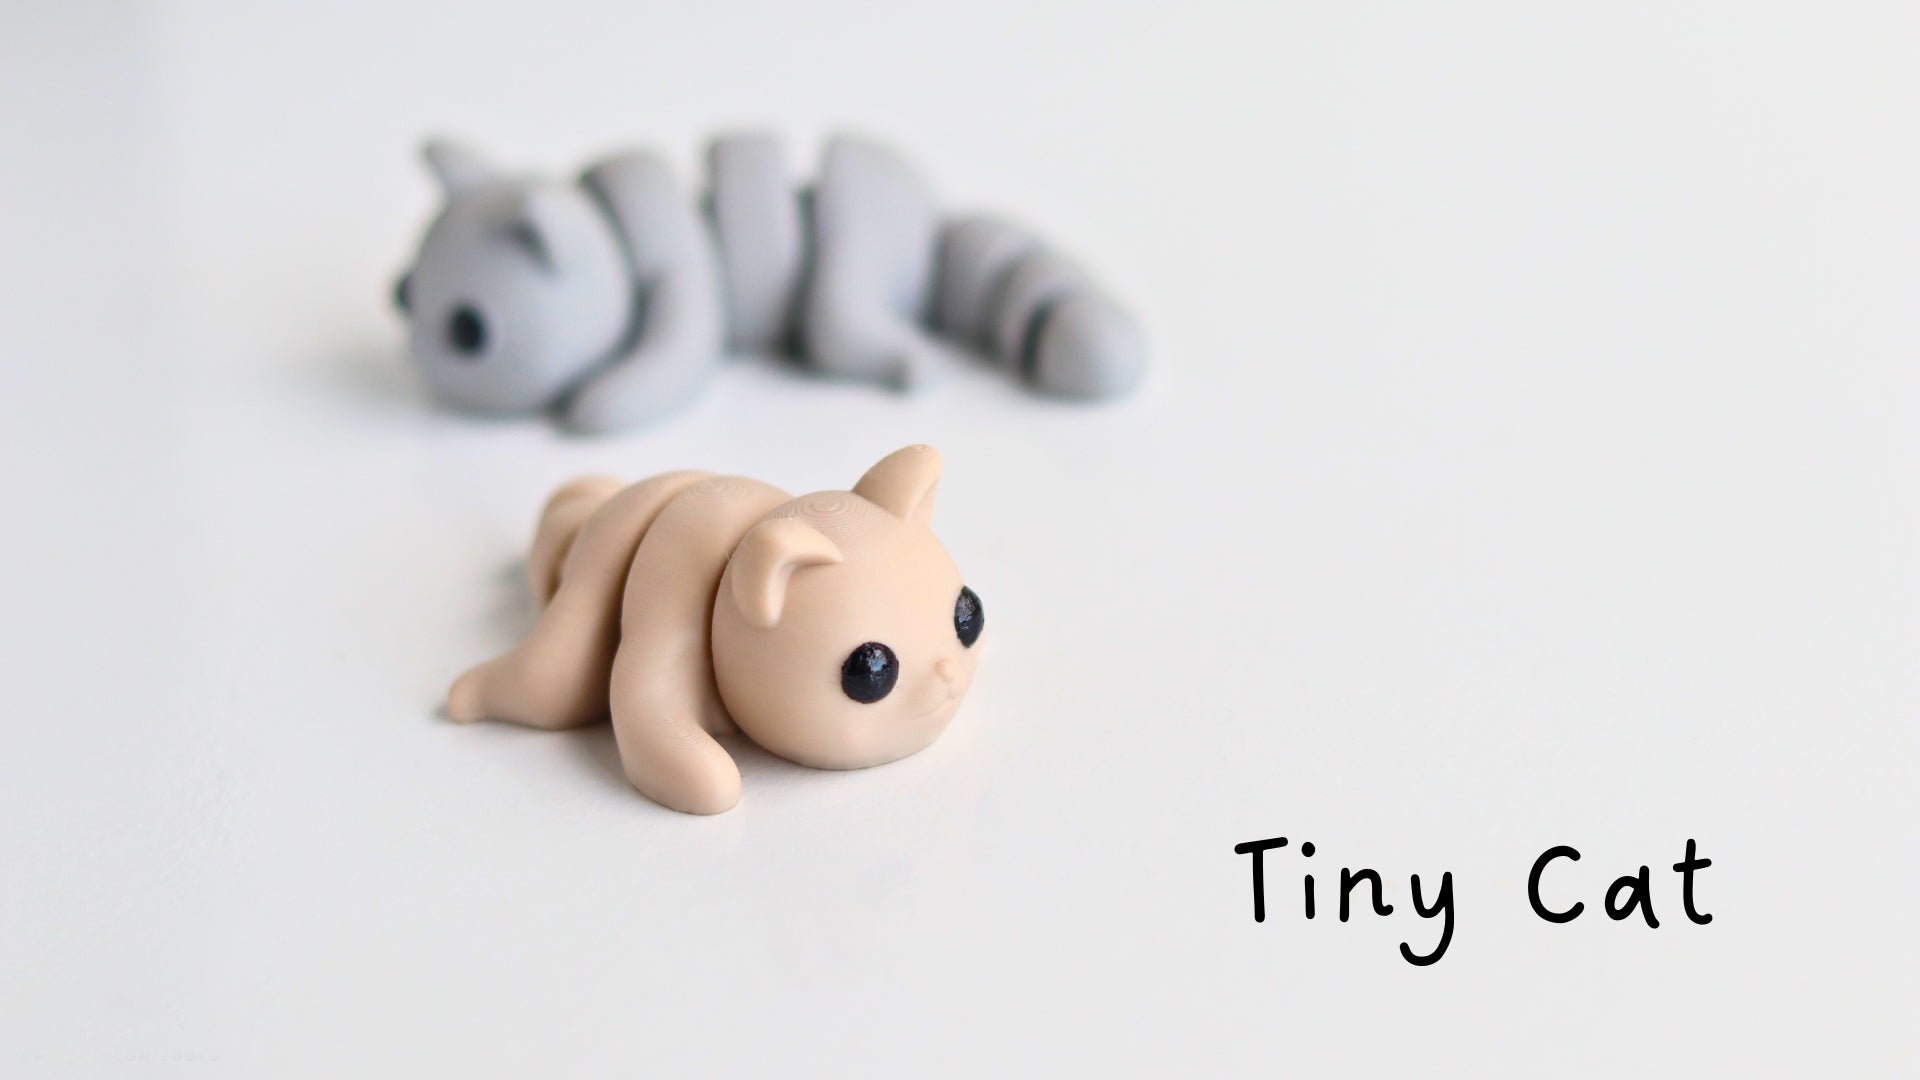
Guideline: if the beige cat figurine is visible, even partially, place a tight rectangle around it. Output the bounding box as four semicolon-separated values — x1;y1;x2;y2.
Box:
447;445;984;815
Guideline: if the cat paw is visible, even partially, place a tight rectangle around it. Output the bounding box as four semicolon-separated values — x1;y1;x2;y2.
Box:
558;371;703;435
446;669;486;724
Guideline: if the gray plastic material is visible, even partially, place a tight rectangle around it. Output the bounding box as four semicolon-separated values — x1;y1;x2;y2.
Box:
933;215;1039;348
987;248;1090;372
1027;291;1147;399
706;135;804;354
394;133;1146;431
565;152;725;433
802;136;941;388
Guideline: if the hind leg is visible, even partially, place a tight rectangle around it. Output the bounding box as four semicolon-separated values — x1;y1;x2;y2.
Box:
447;470;711;729
527;475;622;603
803;285;929;388
706;132;806;354
800;136;940;387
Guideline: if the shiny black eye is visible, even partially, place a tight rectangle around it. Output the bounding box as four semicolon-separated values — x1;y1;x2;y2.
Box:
840;642;898;704
954;586;983;648
446;305;487;356
393;272;413;313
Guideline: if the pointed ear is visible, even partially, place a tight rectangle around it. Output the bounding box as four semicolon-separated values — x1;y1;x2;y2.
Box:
729;518;843;629
853;445;942;525
422;138;497;197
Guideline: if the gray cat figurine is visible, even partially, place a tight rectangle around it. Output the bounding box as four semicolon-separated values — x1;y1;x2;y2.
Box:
393;133;1146;433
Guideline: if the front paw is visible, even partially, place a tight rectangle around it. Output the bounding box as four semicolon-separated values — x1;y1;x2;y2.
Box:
625;745;743;816
446;668;487;724
557;384;630;435
558;376;683;435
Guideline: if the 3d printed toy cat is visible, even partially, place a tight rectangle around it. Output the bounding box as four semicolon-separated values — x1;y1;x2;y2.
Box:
447;445;983;814
393;133;1146;432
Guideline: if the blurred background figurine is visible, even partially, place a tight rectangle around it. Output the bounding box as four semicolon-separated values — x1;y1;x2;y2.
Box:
392;133;1147;432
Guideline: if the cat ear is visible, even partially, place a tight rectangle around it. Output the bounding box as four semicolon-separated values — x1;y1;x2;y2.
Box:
853;445;941;525
730;518;844;629
422;138;498;197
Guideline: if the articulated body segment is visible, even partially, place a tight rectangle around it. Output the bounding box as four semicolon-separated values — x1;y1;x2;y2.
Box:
396;134;1146;432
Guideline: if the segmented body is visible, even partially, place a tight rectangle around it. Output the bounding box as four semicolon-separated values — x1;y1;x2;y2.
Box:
585;133;1146;394
447;446;976;816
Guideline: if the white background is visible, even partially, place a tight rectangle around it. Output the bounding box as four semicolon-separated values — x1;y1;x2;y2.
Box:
3;1;1915;1074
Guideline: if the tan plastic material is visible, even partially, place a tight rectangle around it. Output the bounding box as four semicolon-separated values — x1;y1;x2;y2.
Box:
447;445;981;815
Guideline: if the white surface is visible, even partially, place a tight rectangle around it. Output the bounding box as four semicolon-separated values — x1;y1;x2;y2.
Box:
3;1;1916;1074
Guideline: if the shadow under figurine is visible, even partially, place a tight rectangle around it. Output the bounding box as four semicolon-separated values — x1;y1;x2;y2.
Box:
447;445;983;815
393;133;1146;432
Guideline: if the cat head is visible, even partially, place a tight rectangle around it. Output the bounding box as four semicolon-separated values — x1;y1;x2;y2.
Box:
712;445;985;770
392;139;632;415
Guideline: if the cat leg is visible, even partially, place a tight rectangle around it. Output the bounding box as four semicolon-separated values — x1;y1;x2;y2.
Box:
705;132;805;354
562;152;727;433
609;475;790;815
527;474;622;604
561;269;727;432
800;136;940;387
447;470;712;729
802;283;929;388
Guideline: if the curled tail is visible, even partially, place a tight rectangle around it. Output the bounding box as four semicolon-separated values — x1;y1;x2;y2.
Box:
932;214;1147;400
703;132;1147;399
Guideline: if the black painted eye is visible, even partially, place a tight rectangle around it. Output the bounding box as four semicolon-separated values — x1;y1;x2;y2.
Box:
446;305;487;357
840;642;898;704
393;272;413;314
954;586;983;648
